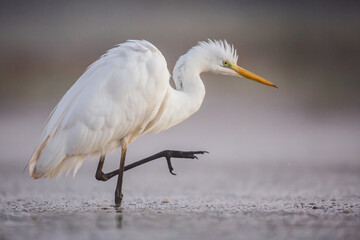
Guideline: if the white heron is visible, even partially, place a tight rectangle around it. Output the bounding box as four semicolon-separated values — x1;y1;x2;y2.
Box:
29;40;276;206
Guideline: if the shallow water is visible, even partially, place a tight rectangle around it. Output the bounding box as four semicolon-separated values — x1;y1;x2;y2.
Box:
1;159;360;240
1;194;360;240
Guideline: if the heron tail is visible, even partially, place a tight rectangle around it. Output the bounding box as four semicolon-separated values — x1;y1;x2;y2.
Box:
29;134;84;179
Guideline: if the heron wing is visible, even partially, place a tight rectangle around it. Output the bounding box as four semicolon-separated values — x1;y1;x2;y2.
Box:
29;40;170;178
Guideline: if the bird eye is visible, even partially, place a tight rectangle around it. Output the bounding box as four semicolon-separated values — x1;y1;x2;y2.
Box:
223;60;229;67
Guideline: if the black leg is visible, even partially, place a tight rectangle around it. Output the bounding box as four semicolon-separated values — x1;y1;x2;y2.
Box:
95;155;110;181
95;150;208;182
115;147;127;207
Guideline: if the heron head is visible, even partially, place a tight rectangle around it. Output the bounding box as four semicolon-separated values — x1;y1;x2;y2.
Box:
200;40;277;88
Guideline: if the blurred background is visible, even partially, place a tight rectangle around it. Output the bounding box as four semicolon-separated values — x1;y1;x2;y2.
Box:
1;1;360;239
1;0;360;198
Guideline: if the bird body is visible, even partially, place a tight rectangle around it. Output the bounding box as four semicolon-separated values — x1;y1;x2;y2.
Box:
29;39;276;180
30;40;171;178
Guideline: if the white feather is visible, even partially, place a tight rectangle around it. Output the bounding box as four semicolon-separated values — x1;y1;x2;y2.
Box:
29;39;260;179
29;40;169;178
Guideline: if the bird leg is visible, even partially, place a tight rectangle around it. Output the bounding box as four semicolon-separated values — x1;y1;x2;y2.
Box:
95;155;110;181
95;150;208;182
115;146;127;207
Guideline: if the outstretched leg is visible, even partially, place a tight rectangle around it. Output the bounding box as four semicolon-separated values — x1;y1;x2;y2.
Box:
95;150;208;182
115;146;127;206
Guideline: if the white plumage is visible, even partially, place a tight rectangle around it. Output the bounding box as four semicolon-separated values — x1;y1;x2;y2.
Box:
29;39;276;179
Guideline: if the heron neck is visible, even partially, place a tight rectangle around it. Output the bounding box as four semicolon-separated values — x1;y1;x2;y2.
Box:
173;50;206;90
173;55;206;108
144;56;206;134
157;57;204;134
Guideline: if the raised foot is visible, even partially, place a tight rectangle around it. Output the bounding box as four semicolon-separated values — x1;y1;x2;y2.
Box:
95;150;209;182
162;150;208;175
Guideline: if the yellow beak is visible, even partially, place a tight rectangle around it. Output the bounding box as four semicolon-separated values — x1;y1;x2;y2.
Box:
232;64;277;88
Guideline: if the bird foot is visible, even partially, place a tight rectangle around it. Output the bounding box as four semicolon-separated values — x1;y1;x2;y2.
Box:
163;150;208;175
95;150;209;181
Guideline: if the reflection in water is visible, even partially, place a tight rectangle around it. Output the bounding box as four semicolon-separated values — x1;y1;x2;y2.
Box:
115;207;123;229
116;212;123;229
94;206;123;230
